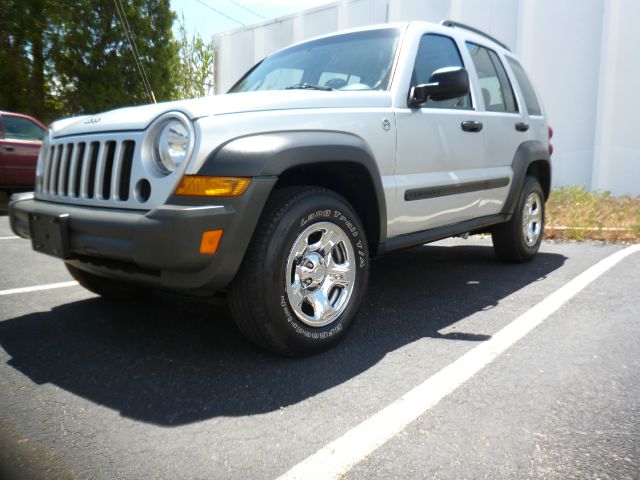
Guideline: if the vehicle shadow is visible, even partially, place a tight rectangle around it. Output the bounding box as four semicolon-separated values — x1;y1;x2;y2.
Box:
0;243;565;426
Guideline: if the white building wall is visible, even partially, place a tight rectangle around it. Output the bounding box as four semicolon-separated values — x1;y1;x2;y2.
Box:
214;0;640;195
592;0;640;195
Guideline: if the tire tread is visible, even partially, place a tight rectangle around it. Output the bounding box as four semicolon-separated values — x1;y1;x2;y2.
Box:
492;175;544;263
229;186;349;356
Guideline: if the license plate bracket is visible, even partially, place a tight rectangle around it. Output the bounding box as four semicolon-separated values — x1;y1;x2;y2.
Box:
29;212;71;259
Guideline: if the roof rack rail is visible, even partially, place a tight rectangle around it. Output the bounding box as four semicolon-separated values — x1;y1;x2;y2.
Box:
440;20;511;52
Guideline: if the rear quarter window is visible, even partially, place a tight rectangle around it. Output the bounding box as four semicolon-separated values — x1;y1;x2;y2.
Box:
506;58;542;116
466;43;518;113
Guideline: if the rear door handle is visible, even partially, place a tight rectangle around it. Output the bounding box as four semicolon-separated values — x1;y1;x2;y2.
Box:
461;121;483;132
2;146;15;152
515;122;530;132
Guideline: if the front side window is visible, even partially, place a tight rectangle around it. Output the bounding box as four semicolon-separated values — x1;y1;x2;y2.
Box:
2;115;45;141
506;57;542;116
229;28;401;93
411;34;471;109
466;43;518;113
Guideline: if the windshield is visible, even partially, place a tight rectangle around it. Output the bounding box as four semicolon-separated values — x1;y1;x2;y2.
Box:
229;28;401;93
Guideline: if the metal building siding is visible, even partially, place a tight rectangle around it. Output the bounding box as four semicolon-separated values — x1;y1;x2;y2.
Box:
213;0;640;195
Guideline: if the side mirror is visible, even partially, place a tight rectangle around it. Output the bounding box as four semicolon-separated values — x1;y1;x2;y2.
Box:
409;67;470;107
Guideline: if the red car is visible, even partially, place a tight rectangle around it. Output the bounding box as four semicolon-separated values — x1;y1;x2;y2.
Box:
0;111;47;191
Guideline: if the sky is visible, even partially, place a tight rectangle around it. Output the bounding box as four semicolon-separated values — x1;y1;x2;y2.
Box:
171;0;336;39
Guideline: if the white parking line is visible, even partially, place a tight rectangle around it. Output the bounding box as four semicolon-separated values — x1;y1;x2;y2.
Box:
0;236;20;240
0;281;78;297
279;244;640;480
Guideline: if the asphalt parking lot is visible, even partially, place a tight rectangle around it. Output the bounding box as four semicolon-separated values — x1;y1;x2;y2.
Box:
1;211;639;480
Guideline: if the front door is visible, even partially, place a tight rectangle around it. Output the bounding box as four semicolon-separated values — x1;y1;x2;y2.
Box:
392;33;488;237
0;114;45;189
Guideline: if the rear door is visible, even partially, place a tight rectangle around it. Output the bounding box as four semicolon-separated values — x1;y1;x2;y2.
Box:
0;114;46;189
392;33;487;237
464;43;524;216
504;56;547;145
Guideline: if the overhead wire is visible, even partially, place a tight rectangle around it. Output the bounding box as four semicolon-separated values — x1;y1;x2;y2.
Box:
113;0;156;103
194;0;245;26
116;0;156;102
224;0;266;20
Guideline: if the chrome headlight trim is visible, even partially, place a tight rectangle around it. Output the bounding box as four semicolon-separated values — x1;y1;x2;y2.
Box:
149;112;195;175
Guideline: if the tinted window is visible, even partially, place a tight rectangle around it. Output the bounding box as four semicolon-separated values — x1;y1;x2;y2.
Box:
230;28;400;92
2;115;45;141
318;71;362;89
466;43;517;113
261;68;304;90
412;34;471;109
506;57;542;116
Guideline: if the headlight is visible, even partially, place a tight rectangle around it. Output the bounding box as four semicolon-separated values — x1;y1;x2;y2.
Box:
154;118;192;174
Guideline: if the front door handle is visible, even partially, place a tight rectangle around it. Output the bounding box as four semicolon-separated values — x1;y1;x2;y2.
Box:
2;146;15;152
461;121;483;132
515;122;530;132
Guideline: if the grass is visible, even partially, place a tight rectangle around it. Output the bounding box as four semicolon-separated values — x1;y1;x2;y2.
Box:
2;186;639;243
545;186;640;243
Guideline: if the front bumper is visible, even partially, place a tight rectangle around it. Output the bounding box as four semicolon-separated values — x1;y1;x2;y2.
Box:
9;177;276;292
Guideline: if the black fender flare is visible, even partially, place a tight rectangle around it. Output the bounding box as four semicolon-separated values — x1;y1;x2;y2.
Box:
197;130;388;248
501;140;552;216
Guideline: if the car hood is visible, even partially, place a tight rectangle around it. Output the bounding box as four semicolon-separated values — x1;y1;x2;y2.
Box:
50;90;393;138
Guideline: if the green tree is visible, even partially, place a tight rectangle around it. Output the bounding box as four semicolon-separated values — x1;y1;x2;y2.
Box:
0;0;180;122
0;0;59;121
51;0;179;116
173;14;216;99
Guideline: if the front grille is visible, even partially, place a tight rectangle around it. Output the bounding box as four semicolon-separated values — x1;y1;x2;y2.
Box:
41;138;136;201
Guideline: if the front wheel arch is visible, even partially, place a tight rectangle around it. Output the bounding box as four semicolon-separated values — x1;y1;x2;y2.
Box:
275;161;383;256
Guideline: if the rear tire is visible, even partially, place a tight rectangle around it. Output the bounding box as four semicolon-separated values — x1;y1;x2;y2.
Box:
492;175;545;262
65;263;148;299
228;187;369;357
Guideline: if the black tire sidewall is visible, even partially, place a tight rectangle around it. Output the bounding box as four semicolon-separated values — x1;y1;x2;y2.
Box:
515;177;545;257
261;191;369;353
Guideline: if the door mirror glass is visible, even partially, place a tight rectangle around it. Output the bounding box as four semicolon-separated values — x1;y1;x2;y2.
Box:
409;67;470;107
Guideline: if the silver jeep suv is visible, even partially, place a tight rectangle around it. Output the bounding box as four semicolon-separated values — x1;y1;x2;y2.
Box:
10;21;552;356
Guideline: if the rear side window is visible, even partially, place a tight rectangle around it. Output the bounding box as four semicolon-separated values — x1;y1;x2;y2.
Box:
412;34;471;109
466;43;518;113
506;57;542;116
1;115;45;141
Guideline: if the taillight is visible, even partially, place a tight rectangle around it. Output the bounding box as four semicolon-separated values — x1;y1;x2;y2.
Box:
548;126;554;156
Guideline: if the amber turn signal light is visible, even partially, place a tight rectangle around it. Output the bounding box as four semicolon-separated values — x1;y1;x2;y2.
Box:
200;230;223;255
175;176;251;197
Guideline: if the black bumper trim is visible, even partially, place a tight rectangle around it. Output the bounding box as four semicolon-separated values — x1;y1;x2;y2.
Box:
9;177;277;292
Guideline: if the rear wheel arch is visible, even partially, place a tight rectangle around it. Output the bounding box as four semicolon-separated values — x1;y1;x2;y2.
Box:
502;141;552;216
526;159;551;200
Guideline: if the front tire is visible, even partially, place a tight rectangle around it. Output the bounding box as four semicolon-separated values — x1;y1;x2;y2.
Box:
492;175;545;262
228;187;369;357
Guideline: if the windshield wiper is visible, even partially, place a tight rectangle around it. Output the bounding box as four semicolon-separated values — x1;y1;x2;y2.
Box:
285;83;333;91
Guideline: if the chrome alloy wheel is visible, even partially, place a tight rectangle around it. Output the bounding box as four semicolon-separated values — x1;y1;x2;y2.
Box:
522;191;543;247
285;222;356;327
